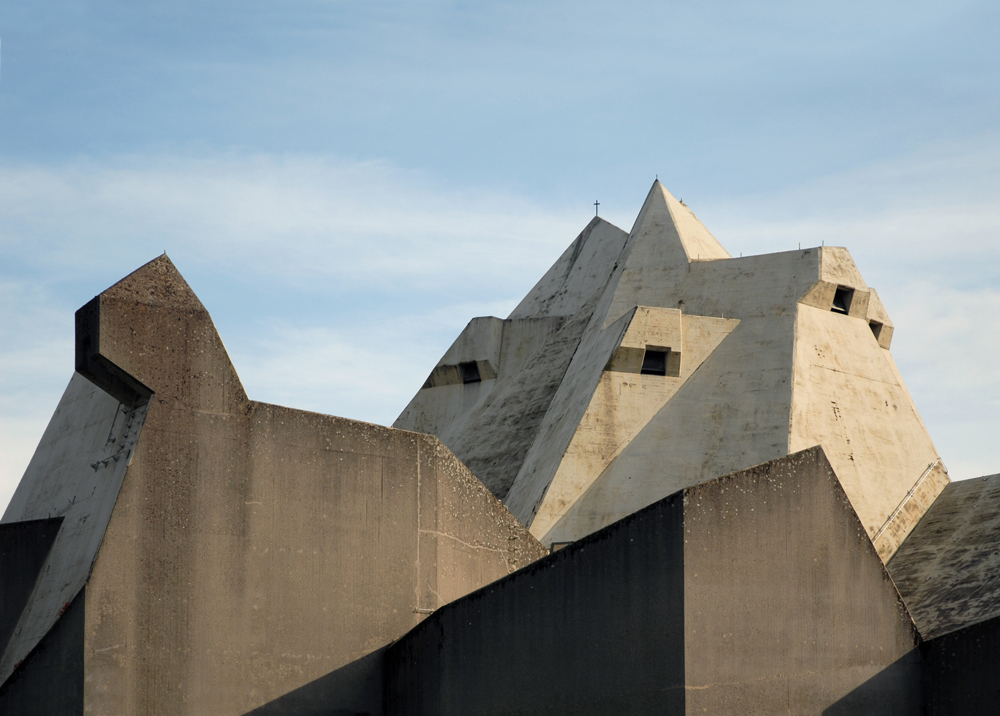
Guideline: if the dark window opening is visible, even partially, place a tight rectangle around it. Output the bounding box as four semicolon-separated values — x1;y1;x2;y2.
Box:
459;361;481;384
640;349;668;376
869;321;883;340
832;286;854;315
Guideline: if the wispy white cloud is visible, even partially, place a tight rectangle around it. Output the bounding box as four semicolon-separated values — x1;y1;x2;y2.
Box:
0;154;581;293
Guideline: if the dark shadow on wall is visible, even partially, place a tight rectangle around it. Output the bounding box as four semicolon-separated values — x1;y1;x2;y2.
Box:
241;646;386;716
0;518;63;660
822;649;923;716
0;586;84;716
922;616;1000;715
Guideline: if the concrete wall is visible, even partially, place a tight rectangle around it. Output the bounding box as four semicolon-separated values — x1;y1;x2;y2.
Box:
529;310;738;543
0;255;547;715
789;303;945;555
682;447;921;714
0;373;147;683
384;448;922;715
384;491;687;716
0;518;62;664
0;588;85;715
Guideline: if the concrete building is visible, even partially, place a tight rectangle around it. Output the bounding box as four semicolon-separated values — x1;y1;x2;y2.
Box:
2;181;999;714
0;257;547;713
396;180;947;560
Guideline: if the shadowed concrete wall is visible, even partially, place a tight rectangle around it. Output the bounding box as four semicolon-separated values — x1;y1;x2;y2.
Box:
384;448;922;716
0;518;62;662
0;256;547;715
921;615;1000;714
0;588;84;715
384;491;686;716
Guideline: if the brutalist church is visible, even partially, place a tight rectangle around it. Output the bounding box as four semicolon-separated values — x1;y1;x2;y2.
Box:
2;180;999;714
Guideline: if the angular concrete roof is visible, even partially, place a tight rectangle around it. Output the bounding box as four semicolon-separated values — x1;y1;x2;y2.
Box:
889;473;1000;640
396;181;945;552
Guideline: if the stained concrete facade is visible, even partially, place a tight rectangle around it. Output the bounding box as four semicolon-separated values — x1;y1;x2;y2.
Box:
396;181;947;555
384;448;923;715
3;181;999;714
0;257;547;714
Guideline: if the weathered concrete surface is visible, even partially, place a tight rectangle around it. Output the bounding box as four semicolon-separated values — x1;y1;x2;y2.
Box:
509;216;629;320
385;484;687;716
888;473;1000;640
384;448;922;715
921;614;1000;714
0;255;547;715
0;518;62;661
397;180;944;551
682;447;921;714
527;309;739;543
542;312;784;544
0;587;85;715
789;302;945;556
0;373;148;684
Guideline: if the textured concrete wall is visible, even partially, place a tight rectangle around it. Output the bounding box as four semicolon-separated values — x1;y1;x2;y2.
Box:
531;310;738;543
384;492;686;716
789;303;945;556
385;448;922;715
682;448;921;714
1;255;547;715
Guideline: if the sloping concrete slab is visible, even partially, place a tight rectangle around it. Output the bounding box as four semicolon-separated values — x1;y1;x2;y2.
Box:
0;373;148;684
888;474;1000;640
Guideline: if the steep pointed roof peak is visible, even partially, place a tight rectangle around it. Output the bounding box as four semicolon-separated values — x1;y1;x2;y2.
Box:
629;181;730;263
101;253;206;312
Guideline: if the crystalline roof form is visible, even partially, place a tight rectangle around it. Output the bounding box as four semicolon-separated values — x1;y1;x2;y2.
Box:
396;180;943;551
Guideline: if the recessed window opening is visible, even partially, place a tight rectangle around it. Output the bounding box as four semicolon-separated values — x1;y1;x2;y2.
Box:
832;286;854;315
869;321;883;340
640;349;668;376
459;361;481;384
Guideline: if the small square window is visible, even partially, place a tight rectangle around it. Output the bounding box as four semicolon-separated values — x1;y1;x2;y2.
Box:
640;350;668;376
869;321;883;340
459;361;481;384
832;286;854;315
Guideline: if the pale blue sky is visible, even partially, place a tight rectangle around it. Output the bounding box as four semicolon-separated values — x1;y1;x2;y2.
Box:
2;1;1000;510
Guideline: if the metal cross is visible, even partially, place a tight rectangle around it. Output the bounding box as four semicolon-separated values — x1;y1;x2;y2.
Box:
594;200;600;216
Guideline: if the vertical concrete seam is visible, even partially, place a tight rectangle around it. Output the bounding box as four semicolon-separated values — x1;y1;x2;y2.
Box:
787;308;800;455
414;436;421;615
